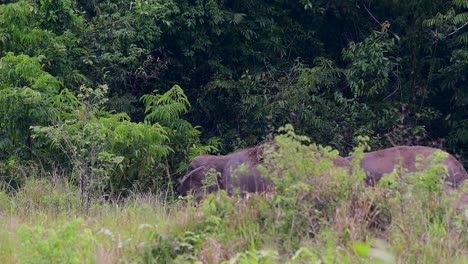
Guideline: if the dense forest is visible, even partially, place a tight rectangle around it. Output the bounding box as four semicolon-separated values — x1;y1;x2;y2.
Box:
1;0;467;196
0;1;467;263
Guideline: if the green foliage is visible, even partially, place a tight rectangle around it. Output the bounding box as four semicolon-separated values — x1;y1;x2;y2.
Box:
0;53;61;157
143;229;211;263
0;1;87;84
343;32;400;97
258;127;366;248
376;155;467;263
0;1;46;53
32;85;173;203
0;4;467;256
143;191;234;262
36;0;84;35
449;120;468;144
23;81;211;206
1;155;467;263
223;249;279;264
142;84;191;125
423;0;468;152
142;130;466;262
17;218;94;264
219;58;378;152
80;0;175;93
142;85;207;174
424;0;468;43
0;0;466;166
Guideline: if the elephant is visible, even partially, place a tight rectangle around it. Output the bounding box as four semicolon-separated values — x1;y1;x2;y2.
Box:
221;144;270;195
177;142;352;198
176;144;268;198
346;146;468;188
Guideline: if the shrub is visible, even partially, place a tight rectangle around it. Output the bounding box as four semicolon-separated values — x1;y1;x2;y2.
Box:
258;126;367;248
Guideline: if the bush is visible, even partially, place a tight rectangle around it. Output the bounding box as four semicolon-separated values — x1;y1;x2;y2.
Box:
258;126;368;248
32;84;208;208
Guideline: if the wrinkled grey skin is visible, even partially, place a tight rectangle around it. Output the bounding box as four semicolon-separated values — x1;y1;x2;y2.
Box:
221;146;269;195
176;144;270;198
175;166;221;201
186;154;226;174
177;143;353;198
176;154;227;199
346;146;468;188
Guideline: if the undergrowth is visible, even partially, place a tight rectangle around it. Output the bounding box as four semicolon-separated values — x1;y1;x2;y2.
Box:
0;133;467;263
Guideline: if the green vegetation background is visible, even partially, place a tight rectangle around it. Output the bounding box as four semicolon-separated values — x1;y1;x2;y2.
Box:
0;0;467;262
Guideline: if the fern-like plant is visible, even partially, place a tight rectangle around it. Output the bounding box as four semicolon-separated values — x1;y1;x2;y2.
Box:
142;85;217;178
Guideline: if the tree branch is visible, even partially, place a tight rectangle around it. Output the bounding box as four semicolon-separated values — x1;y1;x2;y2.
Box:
361;1;398;38
362;1;382;26
448;22;468;37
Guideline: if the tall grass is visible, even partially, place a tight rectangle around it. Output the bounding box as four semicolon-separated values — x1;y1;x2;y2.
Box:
0;135;467;263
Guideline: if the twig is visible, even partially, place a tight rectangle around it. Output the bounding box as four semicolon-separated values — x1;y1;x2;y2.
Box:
362;1;382;26
383;72;401;101
361;1;399;38
447;22;468;37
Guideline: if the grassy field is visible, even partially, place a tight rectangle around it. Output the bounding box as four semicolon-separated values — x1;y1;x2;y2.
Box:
0;166;467;263
1;139;467;263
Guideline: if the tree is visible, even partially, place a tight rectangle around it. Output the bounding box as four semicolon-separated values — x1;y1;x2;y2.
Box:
424;0;468;151
0;53;61;158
